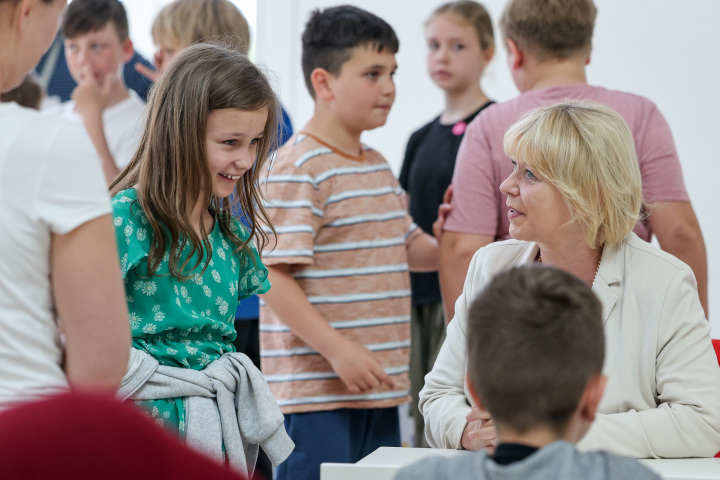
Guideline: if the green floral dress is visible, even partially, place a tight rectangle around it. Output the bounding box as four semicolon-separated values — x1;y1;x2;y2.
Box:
112;188;271;437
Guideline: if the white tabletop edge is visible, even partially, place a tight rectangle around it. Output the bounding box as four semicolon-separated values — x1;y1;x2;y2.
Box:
326;447;720;480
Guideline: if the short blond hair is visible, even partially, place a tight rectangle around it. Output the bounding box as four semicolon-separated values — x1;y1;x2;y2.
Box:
429;1;494;51
500;0;596;60
151;0;250;54
503;100;642;248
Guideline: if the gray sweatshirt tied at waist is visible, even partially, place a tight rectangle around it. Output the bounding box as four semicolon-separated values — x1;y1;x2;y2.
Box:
118;348;294;477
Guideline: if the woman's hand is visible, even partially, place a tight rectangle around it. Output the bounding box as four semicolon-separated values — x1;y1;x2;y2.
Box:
461;406;497;452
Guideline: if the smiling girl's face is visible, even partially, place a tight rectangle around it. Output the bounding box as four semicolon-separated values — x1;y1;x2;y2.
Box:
205;106;268;199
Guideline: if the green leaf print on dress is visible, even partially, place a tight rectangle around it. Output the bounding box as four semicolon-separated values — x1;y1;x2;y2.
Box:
112;188;271;437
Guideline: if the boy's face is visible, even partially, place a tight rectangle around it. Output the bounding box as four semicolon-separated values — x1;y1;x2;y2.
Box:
65;22;133;84
326;45;397;133
154;43;183;75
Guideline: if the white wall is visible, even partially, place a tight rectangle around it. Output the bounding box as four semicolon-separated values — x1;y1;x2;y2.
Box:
256;0;720;336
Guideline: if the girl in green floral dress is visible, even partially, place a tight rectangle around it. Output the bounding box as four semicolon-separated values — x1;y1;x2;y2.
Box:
109;43;280;437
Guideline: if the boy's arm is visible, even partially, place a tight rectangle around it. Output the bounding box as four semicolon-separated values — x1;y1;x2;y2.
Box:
634;105;707;317
406;233;438;272
649;201;708;318
439;233;493;322
72;68;121;185
81;113;120;185
406;194;453;272
439;116;500;324
261;264;394;394
432;192;491;323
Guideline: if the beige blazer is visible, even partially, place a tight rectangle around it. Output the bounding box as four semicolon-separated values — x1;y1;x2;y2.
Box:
420;233;720;458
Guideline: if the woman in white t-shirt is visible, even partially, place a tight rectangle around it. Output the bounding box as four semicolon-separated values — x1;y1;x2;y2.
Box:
0;0;130;409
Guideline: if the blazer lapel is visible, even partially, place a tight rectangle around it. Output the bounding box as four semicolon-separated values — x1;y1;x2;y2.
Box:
593;240;624;324
517;242;539;266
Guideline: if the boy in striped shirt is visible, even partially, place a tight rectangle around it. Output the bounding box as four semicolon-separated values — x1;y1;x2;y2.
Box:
259;6;439;480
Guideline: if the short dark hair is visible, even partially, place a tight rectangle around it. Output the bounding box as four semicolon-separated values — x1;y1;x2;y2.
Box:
301;5;399;99
467;266;604;435
62;0;130;42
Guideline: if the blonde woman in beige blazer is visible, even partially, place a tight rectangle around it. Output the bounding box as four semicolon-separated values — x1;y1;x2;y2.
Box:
421;101;720;458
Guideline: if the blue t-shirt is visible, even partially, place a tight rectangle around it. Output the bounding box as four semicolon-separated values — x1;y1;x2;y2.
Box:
234;107;293;320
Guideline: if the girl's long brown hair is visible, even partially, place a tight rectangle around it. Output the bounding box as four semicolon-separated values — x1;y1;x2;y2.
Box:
110;42;279;280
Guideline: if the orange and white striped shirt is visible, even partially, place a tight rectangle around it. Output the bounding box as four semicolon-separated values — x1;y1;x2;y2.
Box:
259;133;420;414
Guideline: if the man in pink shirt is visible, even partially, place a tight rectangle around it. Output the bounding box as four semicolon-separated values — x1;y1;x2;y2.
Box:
440;0;708;321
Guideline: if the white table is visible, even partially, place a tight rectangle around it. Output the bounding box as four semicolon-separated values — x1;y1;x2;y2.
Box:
320;447;720;480
639;458;720;480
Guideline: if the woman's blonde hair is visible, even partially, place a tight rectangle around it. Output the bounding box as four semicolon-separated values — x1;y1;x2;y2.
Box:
429;1;494;51
151;0;250;54
110;43;279;280
503;100;642;248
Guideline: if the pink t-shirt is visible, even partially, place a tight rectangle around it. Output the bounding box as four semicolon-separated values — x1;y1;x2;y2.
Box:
446;84;689;241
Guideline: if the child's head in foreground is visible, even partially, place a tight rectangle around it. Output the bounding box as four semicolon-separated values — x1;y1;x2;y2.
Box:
467;266;605;443
301;5;399;131
425;1;494;93
151;0;250;73
62;0;134;85
110;43;279;279
500;0;596;62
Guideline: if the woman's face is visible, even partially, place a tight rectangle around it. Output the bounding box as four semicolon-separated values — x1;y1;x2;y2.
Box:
499;158;576;246
1;0;67;92
3;0;67;92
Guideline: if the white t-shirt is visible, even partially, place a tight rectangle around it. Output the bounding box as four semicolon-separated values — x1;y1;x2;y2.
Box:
0;102;111;410
44;90;146;169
